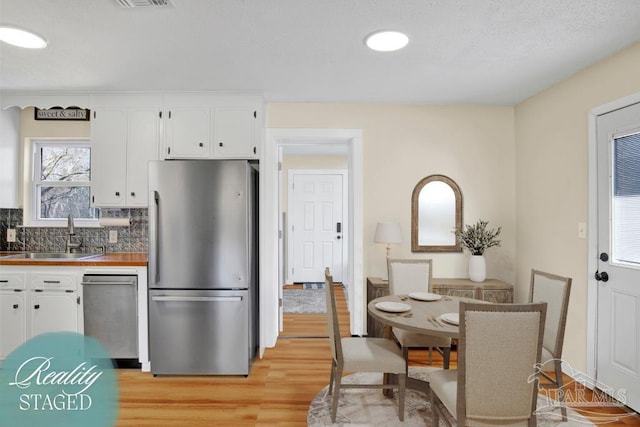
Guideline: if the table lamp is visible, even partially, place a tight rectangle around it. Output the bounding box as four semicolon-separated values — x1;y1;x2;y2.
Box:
374;222;403;279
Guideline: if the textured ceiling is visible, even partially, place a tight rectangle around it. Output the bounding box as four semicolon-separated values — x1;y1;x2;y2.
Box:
1;0;640;105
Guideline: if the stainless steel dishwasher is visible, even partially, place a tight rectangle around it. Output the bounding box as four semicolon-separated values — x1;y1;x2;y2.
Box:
82;274;138;361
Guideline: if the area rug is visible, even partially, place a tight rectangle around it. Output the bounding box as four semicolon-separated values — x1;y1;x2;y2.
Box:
283;289;326;314
303;282;325;290
307;369;595;426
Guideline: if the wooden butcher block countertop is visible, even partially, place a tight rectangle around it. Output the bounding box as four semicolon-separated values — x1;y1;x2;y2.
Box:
0;252;147;267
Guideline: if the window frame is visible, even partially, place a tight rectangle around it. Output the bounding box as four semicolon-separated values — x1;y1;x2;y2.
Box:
29;138;98;227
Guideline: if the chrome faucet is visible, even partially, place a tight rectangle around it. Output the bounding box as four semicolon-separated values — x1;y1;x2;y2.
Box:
66;214;82;253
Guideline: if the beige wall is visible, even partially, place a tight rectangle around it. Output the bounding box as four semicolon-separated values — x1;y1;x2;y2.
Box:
514;41;640;371
267;104;516;282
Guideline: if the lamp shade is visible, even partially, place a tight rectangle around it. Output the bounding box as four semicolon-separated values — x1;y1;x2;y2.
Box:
374;222;403;244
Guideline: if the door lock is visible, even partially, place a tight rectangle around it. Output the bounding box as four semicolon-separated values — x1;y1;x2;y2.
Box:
600;252;609;262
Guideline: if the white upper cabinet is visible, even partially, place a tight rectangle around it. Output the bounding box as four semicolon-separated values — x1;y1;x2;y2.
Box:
0;106;21;208
163;94;262;160
91;108;128;206
213;106;258;158
90;95;162;208
165;107;210;158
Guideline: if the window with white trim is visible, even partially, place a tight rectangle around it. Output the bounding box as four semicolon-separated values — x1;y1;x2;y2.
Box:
32;140;98;223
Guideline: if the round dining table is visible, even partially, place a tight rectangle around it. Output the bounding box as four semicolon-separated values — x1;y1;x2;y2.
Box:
367;293;481;394
368;293;480;340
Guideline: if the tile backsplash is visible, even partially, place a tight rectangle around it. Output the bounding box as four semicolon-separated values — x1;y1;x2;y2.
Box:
0;208;148;253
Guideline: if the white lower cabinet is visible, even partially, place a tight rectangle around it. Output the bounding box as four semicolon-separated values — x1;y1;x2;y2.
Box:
29;290;79;336
0;265;150;371
0;267;83;360
0;291;27;358
0;271;26;358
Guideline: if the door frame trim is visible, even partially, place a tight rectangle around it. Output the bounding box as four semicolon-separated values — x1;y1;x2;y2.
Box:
586;91;640;381
260;128;363;353
286;169;348;284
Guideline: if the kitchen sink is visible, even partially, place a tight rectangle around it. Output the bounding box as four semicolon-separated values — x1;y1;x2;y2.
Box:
0;252;101;260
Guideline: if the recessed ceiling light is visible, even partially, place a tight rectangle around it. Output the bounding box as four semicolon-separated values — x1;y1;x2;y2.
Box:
0;25;48;49
365;30;409;52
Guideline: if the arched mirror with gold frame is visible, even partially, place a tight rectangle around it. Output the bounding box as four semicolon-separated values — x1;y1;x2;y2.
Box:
411;174;463;252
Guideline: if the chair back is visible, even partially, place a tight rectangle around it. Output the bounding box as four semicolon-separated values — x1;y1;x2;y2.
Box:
457;302;547;424
387;258;432;295
324;268;342;365
528;269;572;359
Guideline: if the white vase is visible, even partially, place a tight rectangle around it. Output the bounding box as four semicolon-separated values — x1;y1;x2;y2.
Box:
469;255;486;282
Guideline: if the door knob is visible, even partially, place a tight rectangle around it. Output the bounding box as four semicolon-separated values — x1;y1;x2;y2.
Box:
595;271;609;282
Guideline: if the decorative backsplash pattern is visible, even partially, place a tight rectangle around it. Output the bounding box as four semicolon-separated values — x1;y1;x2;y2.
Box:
0;208;148;253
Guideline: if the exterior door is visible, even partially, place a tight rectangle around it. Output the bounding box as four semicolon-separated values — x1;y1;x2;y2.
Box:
288;171;345;283
596;101;640;412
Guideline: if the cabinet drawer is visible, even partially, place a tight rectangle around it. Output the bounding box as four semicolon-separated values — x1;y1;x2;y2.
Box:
30;274;77;290
0;273;26;290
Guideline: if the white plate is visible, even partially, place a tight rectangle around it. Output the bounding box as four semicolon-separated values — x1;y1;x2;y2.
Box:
439;312;459;325
408;292;442;302
375;301;411;313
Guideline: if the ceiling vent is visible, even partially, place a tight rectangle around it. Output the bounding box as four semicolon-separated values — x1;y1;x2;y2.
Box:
116;0;174;8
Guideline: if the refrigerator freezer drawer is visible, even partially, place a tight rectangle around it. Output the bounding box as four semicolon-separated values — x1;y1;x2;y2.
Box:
149;289;251;375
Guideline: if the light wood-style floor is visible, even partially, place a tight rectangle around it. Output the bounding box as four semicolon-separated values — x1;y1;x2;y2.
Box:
116;286;640;426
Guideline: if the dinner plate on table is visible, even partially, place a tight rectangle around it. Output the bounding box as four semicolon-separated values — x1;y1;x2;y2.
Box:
408;292;442;302
439;312;459;325
375;301;411;313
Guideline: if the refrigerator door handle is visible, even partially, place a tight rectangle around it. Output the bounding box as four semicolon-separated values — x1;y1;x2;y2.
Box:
81;280;136;286
150;190;160;284
151;296;243;302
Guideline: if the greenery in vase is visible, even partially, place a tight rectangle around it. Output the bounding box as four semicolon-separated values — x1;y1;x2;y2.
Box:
455;219;502;255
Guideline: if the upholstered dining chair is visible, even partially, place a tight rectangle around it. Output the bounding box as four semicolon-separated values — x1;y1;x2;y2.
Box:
430;302;547;427
324;268;407;422
529;269;572;421
387;258;452;368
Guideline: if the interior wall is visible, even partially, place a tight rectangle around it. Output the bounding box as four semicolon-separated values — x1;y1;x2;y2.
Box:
514;41;640;372
267;104;516;283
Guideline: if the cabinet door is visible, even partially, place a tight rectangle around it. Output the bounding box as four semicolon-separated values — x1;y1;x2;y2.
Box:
0;107;20;208
0;292;26;358
91;109;127;207
126;108;160;207
29;291;80;337
212;107;257;158
165;107;210;158
481;289;513;303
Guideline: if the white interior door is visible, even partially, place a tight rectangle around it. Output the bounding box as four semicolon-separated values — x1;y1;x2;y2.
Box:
288;171;345;283
596;101;640;412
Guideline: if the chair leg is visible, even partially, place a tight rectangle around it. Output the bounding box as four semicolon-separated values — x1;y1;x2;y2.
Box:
328;360;336;396
331;366;343;423
402;346;410;373
397;373;406;422
442;347;451;370
554;359;567;421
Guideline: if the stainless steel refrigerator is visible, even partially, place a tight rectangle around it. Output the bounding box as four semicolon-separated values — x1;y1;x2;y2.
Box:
148;160;258;375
